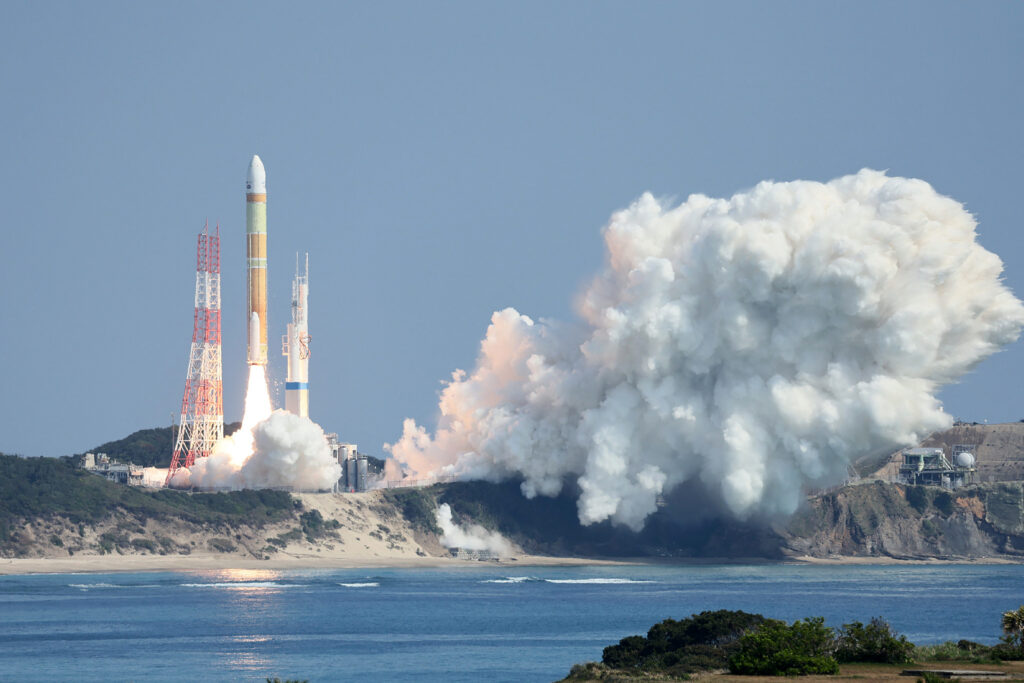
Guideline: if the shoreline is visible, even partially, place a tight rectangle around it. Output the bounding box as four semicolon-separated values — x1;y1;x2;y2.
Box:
0;552;631;576
2;552;1020;576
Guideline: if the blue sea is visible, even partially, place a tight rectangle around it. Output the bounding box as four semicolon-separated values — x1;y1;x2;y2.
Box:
1;563;1022;682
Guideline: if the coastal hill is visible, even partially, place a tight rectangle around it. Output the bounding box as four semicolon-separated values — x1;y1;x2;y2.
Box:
2;420;1024;565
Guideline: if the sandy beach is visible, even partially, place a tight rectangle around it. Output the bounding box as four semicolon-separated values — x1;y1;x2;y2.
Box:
0;490;632;575
0;551;621;575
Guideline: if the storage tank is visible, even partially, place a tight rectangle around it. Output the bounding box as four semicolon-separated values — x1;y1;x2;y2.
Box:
955;452;976;468
346;458;357;492
356;456;368;492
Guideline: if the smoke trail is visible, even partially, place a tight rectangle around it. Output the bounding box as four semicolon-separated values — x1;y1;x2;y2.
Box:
435;503;513;556
386;170;1024;530
170;366;340;490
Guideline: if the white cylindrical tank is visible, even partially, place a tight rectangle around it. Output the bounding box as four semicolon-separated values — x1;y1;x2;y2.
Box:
346;458;357;492
356;457;368;492
955;452;976;468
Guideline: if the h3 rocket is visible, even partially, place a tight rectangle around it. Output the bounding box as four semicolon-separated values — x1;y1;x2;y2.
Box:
246;155;268;366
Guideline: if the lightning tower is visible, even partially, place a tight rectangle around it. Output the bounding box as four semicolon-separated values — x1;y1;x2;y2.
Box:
283;254;310;417
167;223;224;484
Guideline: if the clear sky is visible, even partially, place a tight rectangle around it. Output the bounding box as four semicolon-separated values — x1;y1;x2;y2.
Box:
1;1;1021;458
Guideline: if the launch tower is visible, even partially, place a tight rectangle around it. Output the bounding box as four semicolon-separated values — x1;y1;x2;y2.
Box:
283;254;310;417
167;223;224;483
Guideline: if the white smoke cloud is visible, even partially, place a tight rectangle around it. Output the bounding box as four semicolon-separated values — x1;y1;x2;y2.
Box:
386;170;1024;530
435;503;513;556
171;410;341;491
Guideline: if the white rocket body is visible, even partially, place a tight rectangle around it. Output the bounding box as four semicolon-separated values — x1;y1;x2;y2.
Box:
283;255;310;417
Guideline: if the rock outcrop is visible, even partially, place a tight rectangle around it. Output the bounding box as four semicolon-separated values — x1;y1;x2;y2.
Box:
780;481;1024;560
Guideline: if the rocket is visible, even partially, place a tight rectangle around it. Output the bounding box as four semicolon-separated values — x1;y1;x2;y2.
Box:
246;155;267;366
283;254;310;417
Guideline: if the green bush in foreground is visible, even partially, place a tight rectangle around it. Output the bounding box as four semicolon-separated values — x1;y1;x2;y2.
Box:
602;609;773;675
728;617;839;676
835;617;915;664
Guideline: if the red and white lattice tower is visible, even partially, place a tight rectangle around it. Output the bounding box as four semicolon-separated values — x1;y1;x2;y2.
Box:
166;223;223;484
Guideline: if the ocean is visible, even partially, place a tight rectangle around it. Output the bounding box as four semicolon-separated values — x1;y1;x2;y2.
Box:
1;563;1022;682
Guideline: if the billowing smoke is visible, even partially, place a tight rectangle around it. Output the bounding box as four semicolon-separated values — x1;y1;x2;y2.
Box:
171;410;341;491
387;170;1024;530
435;503;513;556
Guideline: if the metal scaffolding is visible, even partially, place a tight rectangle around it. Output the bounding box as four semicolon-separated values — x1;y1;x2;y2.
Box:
167;223;223;484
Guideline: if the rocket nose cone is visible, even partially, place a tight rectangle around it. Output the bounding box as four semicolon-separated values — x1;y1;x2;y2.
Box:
247;155;266;194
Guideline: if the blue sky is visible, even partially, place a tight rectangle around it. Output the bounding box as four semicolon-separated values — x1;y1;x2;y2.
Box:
1;1;1021;457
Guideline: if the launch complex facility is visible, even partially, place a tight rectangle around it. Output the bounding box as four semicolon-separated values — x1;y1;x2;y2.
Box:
162;156;369;491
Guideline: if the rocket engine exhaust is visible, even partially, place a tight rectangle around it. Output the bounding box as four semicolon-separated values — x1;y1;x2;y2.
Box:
248;312;261;365
385;169;1024;531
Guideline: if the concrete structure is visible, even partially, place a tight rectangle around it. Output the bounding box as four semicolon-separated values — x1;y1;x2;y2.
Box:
246;155;268;366
282;254;310;417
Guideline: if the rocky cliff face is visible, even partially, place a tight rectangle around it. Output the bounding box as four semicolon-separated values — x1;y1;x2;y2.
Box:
781;481;1024;560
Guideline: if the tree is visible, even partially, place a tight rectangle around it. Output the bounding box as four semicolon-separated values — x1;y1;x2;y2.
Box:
1002;606;1024;651
602;610;774;674
728;617;839;676
835;617;914;664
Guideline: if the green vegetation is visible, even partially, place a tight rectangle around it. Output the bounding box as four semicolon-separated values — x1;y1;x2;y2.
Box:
298;509;341;542
382;487;441;535
83;423;241;468
570;608;1024;679
728;617;839;676
834;617;914;664
906;485;930;513
1004;605;1024;654
601;610;772;676
208;537;236;553
0;452;296;556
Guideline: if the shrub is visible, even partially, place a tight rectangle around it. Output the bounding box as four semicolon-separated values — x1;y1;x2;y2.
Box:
602;610;773;674
835;617;914;664
933;491;954;516
383;488;441;535
130;538;156;552
728;617;839;676
906;486;929;513
208;537;236;553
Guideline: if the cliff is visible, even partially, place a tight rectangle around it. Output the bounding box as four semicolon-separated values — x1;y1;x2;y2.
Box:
781;481;1024;560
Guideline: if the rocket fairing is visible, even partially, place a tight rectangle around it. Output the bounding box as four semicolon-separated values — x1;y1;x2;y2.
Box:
246;155;268;366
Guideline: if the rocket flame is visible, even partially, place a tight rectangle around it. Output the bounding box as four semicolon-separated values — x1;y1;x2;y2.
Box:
169;363;341;491
216;365;272;467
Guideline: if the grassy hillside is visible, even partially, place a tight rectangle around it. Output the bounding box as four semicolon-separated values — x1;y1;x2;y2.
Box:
0;452;296;555
82;422;242;468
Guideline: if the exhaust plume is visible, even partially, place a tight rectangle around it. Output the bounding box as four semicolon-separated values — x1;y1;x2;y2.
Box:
387;170;1024;530
170;366;340;490
435;503;513;556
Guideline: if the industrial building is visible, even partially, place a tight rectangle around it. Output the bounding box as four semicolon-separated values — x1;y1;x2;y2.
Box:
327;434;372;492
81;453;144;486
898;445;977;488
